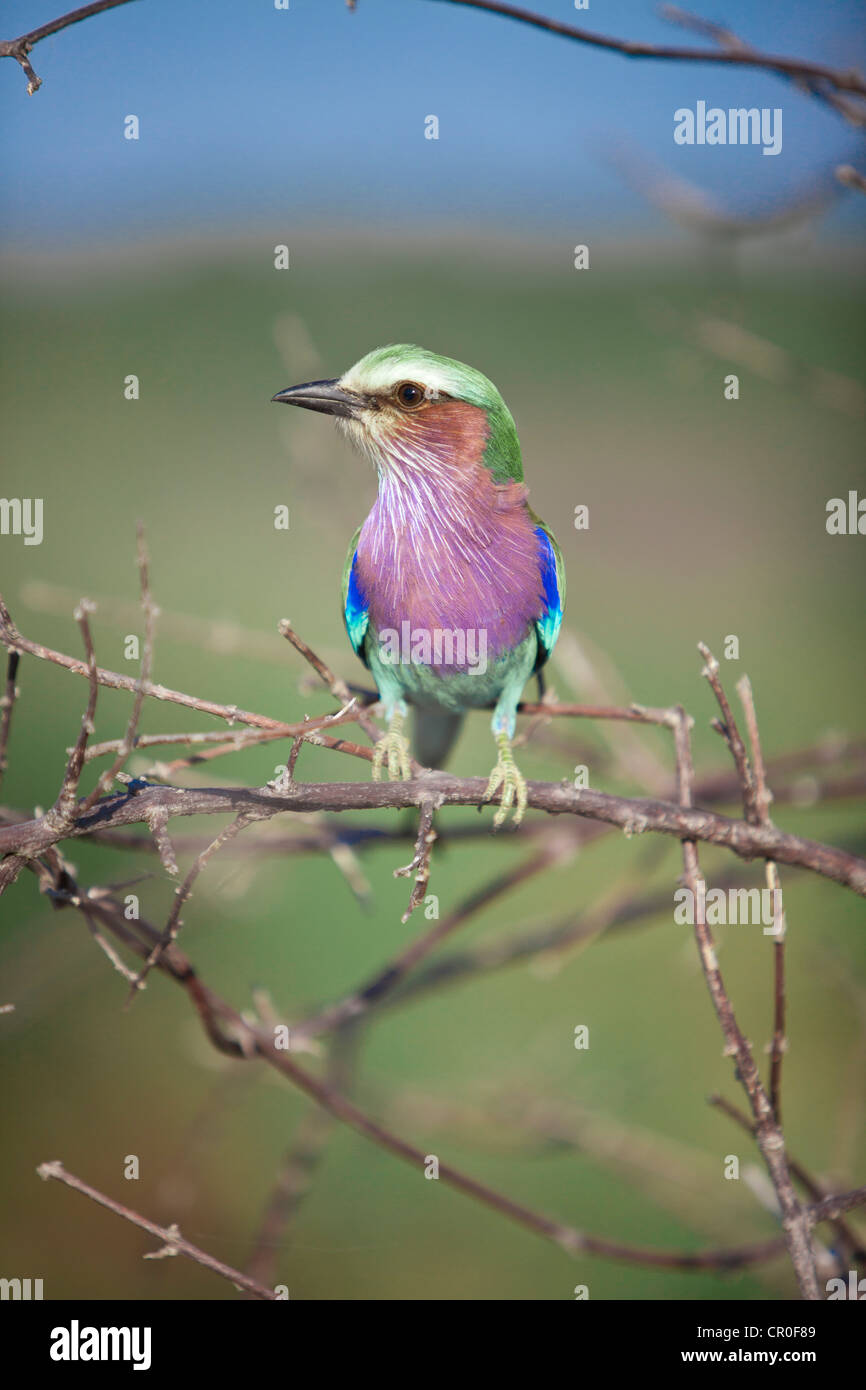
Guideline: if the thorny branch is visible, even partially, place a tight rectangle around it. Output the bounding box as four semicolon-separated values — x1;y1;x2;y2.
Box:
3;599;863;896
671;673;818;1300
2;766;862;894
3;563;864;1299
26;859;866;1284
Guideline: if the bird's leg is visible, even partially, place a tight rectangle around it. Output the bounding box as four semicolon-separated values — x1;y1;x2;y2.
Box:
483;728;528;828
372;699;412;782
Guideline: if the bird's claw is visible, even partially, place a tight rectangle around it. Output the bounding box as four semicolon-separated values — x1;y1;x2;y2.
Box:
482;735;528;828
372;709;412;782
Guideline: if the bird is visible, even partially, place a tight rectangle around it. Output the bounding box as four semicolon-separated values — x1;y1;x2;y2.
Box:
272;345;565;826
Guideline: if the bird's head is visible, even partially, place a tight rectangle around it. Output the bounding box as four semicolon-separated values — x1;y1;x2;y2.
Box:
272;344;523;484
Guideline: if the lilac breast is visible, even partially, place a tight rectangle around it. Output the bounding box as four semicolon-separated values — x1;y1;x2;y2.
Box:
355;463;544;670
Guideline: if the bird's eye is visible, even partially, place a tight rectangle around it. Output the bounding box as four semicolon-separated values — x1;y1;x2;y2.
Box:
395;381;425;409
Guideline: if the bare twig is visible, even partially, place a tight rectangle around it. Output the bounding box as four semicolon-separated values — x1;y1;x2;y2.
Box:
81;906;141;984
0;854;26;893
672;697;819;1299
208;1010;792;1272
18;733;861;854
129;811;257;995
244;1026;360;1290
144;806;179;877
279;618;384;748
33;855;848;1281
48;602;99;829
737;674;788;1121
36;1160;277;1299
395;797;438;923
280;618;351;704
2;769;862;894
550;631;671;792
700;653;790;1122
83;729;276;761
661;4;866;125
79;524;156;816
0;597;362;742
519;699;681;726
5;548;864;1299
710;1094;866;1268
22;577;293;666
291;828;586;1041
391;843;695;1012
0;0;138;94
0;650;20;794
807;1186;866;1225
837;165;866;194
698;643;758;823
429;0;866;97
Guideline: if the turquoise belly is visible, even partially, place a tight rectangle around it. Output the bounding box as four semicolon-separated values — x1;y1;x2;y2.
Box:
365;626;538;714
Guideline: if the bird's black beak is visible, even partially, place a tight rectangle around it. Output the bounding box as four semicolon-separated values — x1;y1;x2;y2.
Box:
271;378;368;420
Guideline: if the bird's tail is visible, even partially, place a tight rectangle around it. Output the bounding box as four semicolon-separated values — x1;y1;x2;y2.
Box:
411;708;464;769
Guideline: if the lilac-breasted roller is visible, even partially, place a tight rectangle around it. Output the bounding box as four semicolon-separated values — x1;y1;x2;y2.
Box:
273;345;565;825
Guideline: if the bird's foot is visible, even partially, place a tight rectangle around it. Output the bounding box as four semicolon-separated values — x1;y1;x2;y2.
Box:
482;731;528;828
372;705;412;782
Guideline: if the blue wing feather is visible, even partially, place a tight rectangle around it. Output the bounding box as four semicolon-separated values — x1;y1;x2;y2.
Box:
343;548;370;663
534;525;563;667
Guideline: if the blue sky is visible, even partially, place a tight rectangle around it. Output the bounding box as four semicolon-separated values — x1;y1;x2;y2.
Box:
2;0;865;244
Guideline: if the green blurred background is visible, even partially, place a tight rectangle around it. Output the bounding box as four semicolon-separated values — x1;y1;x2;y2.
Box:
1;236;864;1299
